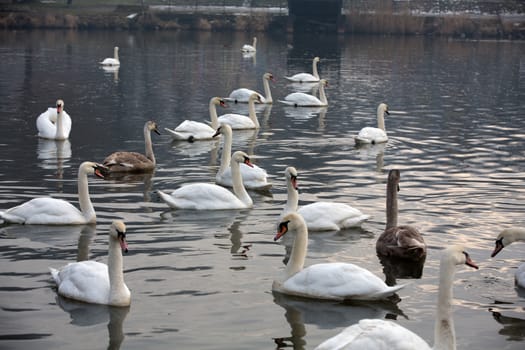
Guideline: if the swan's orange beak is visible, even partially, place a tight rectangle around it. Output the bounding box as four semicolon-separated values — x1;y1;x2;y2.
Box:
119;234;129;253
291;176;298;190
56;104;62;113
491;239;504;258
220;100;228;108
93;164;109;179
244;157;254;168
464;253;479;269
274;221;289;241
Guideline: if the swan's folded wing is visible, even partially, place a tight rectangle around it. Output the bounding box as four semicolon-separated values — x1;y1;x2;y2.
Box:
55;261;110;304
1;197;84;224
314;319;430;350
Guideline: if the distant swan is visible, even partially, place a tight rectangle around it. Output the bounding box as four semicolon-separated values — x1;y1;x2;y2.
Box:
227;72;274;104
100;46;120;66
36;99;72;140
0;161;107;225
218;93;261;129
103;121;160;173
491;228;525;288
50;220;130;307
273;212;405;301
283;167;369;231
376;169;427;260
355;103;390;145
285;56;320;83
241;37;257;53
213;123;271;190
314;245;479;350
280;79;328;107
164;97;226;141
158;151;253;210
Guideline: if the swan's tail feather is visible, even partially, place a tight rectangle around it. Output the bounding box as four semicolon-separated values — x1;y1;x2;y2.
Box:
370;283;407;300
49;267;60;284
0;211;25;224
164;127;188;141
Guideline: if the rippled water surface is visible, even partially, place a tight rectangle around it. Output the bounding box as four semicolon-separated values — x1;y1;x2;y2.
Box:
0;30;524;349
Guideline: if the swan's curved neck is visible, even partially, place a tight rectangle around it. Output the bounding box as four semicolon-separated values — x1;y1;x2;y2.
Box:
114;47;119;61
231;159;252;207
218;127;233;175
386;178;398;229
286;220;308;278
209;100;220;129
55;108;66;140
78;167;96;224
505;228;525;244
144;125;156;165
252;38;257;49
248;98;260;128
433;257;457;350
284;176;299;215
318;84;327;105
107;236;126;305
377;109;386;131
312;59;319;79
263;77;273;103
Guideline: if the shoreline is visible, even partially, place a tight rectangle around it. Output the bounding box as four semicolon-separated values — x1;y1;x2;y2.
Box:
1;4;524;39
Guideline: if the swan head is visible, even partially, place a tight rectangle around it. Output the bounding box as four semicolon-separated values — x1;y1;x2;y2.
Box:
249;93;262;103
56;99;64;113
211;96;227;108
80;161;109;179
232;151;253;168
212;123;232;138
274;212;305;241
442;245;478;270
264;72;274;82
110;220;128;253
285;166;298;190
319;79;328;88
491;228;522;257
313;57;320;63
378;103;390;116
146;121;161;135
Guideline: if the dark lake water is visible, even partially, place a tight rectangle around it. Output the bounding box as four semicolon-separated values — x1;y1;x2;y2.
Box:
0;29;524;349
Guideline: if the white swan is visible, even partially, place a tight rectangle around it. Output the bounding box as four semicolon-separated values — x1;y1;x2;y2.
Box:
285;56;320;83
103;121;160;173
227;72;274;104
0;161;106;225
241;37;257;53
273;212;405;301
100;46;120;66
280;79;328;107
158;151;253;210
376;169;427;260
36;99;72;140
218;93;261;129
50;220;130;307
164;97;226;141
355;103;390;145
282;167;369;231
213;124;271;190
491;228;525;288
314;245;479;350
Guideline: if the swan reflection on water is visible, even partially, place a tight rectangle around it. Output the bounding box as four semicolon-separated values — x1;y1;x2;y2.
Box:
490;308;525;341
55;295;129;350
101;65;119;83
272;291;405;350
37;138;72;179
378;254;426;287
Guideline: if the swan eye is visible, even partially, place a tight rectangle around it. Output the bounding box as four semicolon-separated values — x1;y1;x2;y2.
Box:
496;237;504;247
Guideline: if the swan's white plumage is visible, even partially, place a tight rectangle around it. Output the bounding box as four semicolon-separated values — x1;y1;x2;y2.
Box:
50;220;130;306
158;151;253;210
491;228;525;289
36;99;72;140
214;124;271;190
280;79;328;107
227;72;273;104
100;46;120;66
273;213;404;301
164;97;225;141
314;319;431;350
314;245;479;350
355;103;390;145
0;162;106;225
285;56;320;82
282;167;369;231
241;37;257;53
218;93;260;129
